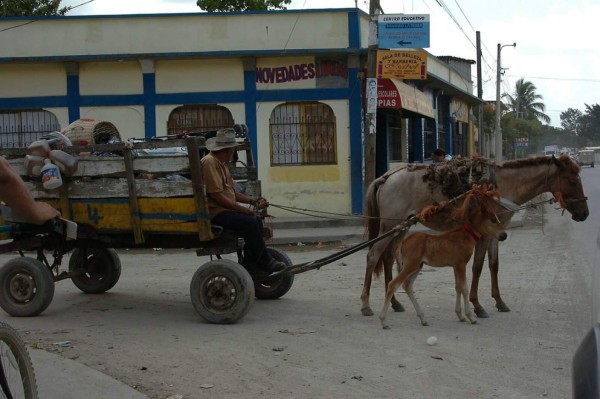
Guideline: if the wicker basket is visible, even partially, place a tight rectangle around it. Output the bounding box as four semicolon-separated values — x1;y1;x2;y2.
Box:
61;118;121;145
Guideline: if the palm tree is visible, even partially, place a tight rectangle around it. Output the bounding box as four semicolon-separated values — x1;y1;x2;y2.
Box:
502;78;551;124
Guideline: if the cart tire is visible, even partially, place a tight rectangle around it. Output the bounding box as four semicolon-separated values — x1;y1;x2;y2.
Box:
69;248;121;294
254;247;295;300
190;259;254;324
0;257;54;317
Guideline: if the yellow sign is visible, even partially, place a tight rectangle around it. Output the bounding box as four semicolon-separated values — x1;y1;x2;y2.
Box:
376;50;428;79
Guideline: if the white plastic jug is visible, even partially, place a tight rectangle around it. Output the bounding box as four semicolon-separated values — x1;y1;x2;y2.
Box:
40;159;63;189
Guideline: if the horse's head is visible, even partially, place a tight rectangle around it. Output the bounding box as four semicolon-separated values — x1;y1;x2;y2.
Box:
468;206;508;242
551;154;589;222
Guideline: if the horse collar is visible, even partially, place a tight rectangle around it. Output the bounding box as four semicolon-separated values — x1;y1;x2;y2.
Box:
463;223;481;241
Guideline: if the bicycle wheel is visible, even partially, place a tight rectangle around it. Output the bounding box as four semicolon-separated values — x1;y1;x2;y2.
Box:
0;322;38;399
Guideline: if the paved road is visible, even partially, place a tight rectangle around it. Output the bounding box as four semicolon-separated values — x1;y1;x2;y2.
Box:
1;196;595;399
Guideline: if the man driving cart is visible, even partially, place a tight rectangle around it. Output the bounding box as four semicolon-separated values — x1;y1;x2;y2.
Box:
201;128;286;276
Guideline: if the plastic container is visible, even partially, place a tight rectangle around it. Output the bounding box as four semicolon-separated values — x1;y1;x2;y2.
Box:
27;140;50;158
24;155;45;176
40;159;62;189
49;149;78;176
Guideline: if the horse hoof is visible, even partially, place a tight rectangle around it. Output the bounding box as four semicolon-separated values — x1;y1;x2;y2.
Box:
421;321;429;326
382;324;390;330
361;308;374;316
497;303;511;312
474;308;489;318
392;303;405;312
470;319;478;325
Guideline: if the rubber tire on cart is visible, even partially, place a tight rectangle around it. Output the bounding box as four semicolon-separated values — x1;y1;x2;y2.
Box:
69;248;122;294
190;259;254;324
254;247;295;300
0;257;54;317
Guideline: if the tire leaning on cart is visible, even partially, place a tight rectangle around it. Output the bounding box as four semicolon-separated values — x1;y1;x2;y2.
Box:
254;247;295;300
190;259;255;324
0;257;55;317
68;248;122;294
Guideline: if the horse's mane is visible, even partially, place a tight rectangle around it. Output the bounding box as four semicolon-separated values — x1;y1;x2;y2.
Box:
418;184;499;223
500;153;580;173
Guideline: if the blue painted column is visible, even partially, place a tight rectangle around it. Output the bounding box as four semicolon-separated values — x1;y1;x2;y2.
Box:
65;62;80;122
444;104;453;155
140;60;156;139
348;64;364;214
347;11;364;214
243;58;258;165
412;118;424;162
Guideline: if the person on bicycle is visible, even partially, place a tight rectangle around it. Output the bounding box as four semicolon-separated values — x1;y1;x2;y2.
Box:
201;128;286;275
0;156;59;224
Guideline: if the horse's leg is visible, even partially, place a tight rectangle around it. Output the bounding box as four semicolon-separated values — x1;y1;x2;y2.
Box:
362;234;403;316
384;248;405;312
456;264;477;324
360;246;378;316
470;239;489;318
488;239;510;312
403;268;427;326
453;266;467;322
379;263;412;329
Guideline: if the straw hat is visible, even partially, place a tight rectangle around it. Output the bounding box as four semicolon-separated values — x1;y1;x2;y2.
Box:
205;128;238;152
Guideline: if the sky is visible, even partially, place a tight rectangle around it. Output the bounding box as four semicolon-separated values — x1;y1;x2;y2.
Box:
61;0;600;127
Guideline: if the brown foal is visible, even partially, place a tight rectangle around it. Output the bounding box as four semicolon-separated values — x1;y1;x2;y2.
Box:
379;199;508;329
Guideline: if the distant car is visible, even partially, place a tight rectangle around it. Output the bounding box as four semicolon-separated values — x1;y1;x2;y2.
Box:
578;150;595;168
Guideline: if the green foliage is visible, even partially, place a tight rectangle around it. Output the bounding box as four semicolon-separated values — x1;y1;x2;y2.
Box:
502;78;550;124
578;104;600;146
560;108;583;135
196;0;292;12
0;0;70;16
502;114;543;157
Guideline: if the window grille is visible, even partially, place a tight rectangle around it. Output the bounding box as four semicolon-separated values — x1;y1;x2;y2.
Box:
270;102;337;166
167;104;234;135
0;109;60;148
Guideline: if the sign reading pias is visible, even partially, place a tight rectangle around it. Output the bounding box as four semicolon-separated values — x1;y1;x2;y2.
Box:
376;50;427;80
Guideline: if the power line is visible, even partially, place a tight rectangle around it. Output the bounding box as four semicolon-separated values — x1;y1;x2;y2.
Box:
0;0;94;33
506;74;600;83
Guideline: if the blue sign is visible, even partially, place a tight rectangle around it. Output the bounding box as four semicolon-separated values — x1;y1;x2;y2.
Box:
514;137;529;149
378;14;430;49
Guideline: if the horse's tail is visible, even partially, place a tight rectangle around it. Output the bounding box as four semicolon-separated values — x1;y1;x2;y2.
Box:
365;176;386;242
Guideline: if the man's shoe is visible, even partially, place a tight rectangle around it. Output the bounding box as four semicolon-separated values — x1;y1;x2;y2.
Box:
264;259;286;274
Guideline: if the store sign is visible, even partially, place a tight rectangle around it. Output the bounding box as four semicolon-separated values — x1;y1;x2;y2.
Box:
376;50;427;79
256;57;348;88
378;14;430;49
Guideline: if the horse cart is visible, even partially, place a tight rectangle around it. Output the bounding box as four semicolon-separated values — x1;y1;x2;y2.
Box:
0;135;296;324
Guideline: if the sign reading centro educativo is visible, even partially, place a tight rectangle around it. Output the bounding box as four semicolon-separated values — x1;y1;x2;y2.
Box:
376;49;428;80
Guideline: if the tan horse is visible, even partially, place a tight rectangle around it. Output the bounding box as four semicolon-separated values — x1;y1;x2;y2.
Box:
379;187;508;329
361;154;589;318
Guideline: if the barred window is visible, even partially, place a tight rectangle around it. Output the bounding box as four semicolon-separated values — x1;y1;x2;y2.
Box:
0;109;60;148
270;102;337;166
167;104;234;135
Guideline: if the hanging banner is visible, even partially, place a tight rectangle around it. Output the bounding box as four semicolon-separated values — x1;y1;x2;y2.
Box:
376;50;428;80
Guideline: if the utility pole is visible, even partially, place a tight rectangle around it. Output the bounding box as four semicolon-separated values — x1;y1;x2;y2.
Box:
363;0;380;194
476;31;484;157
494;42;516;162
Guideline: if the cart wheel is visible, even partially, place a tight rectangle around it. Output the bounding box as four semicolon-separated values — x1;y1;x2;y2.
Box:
0;257;54;317
254;247;295;300
69;248;122;294
190;259;254;324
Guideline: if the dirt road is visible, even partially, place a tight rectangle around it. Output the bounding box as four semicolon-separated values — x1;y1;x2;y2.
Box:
2;205;594;399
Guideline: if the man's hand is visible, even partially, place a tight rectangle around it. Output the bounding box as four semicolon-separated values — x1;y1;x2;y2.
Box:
254;198;269;210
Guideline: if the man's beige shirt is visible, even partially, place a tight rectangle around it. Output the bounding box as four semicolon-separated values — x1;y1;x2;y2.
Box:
201;152;236;218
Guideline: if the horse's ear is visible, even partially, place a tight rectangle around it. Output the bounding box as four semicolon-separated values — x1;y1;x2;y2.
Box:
552;154;565;170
